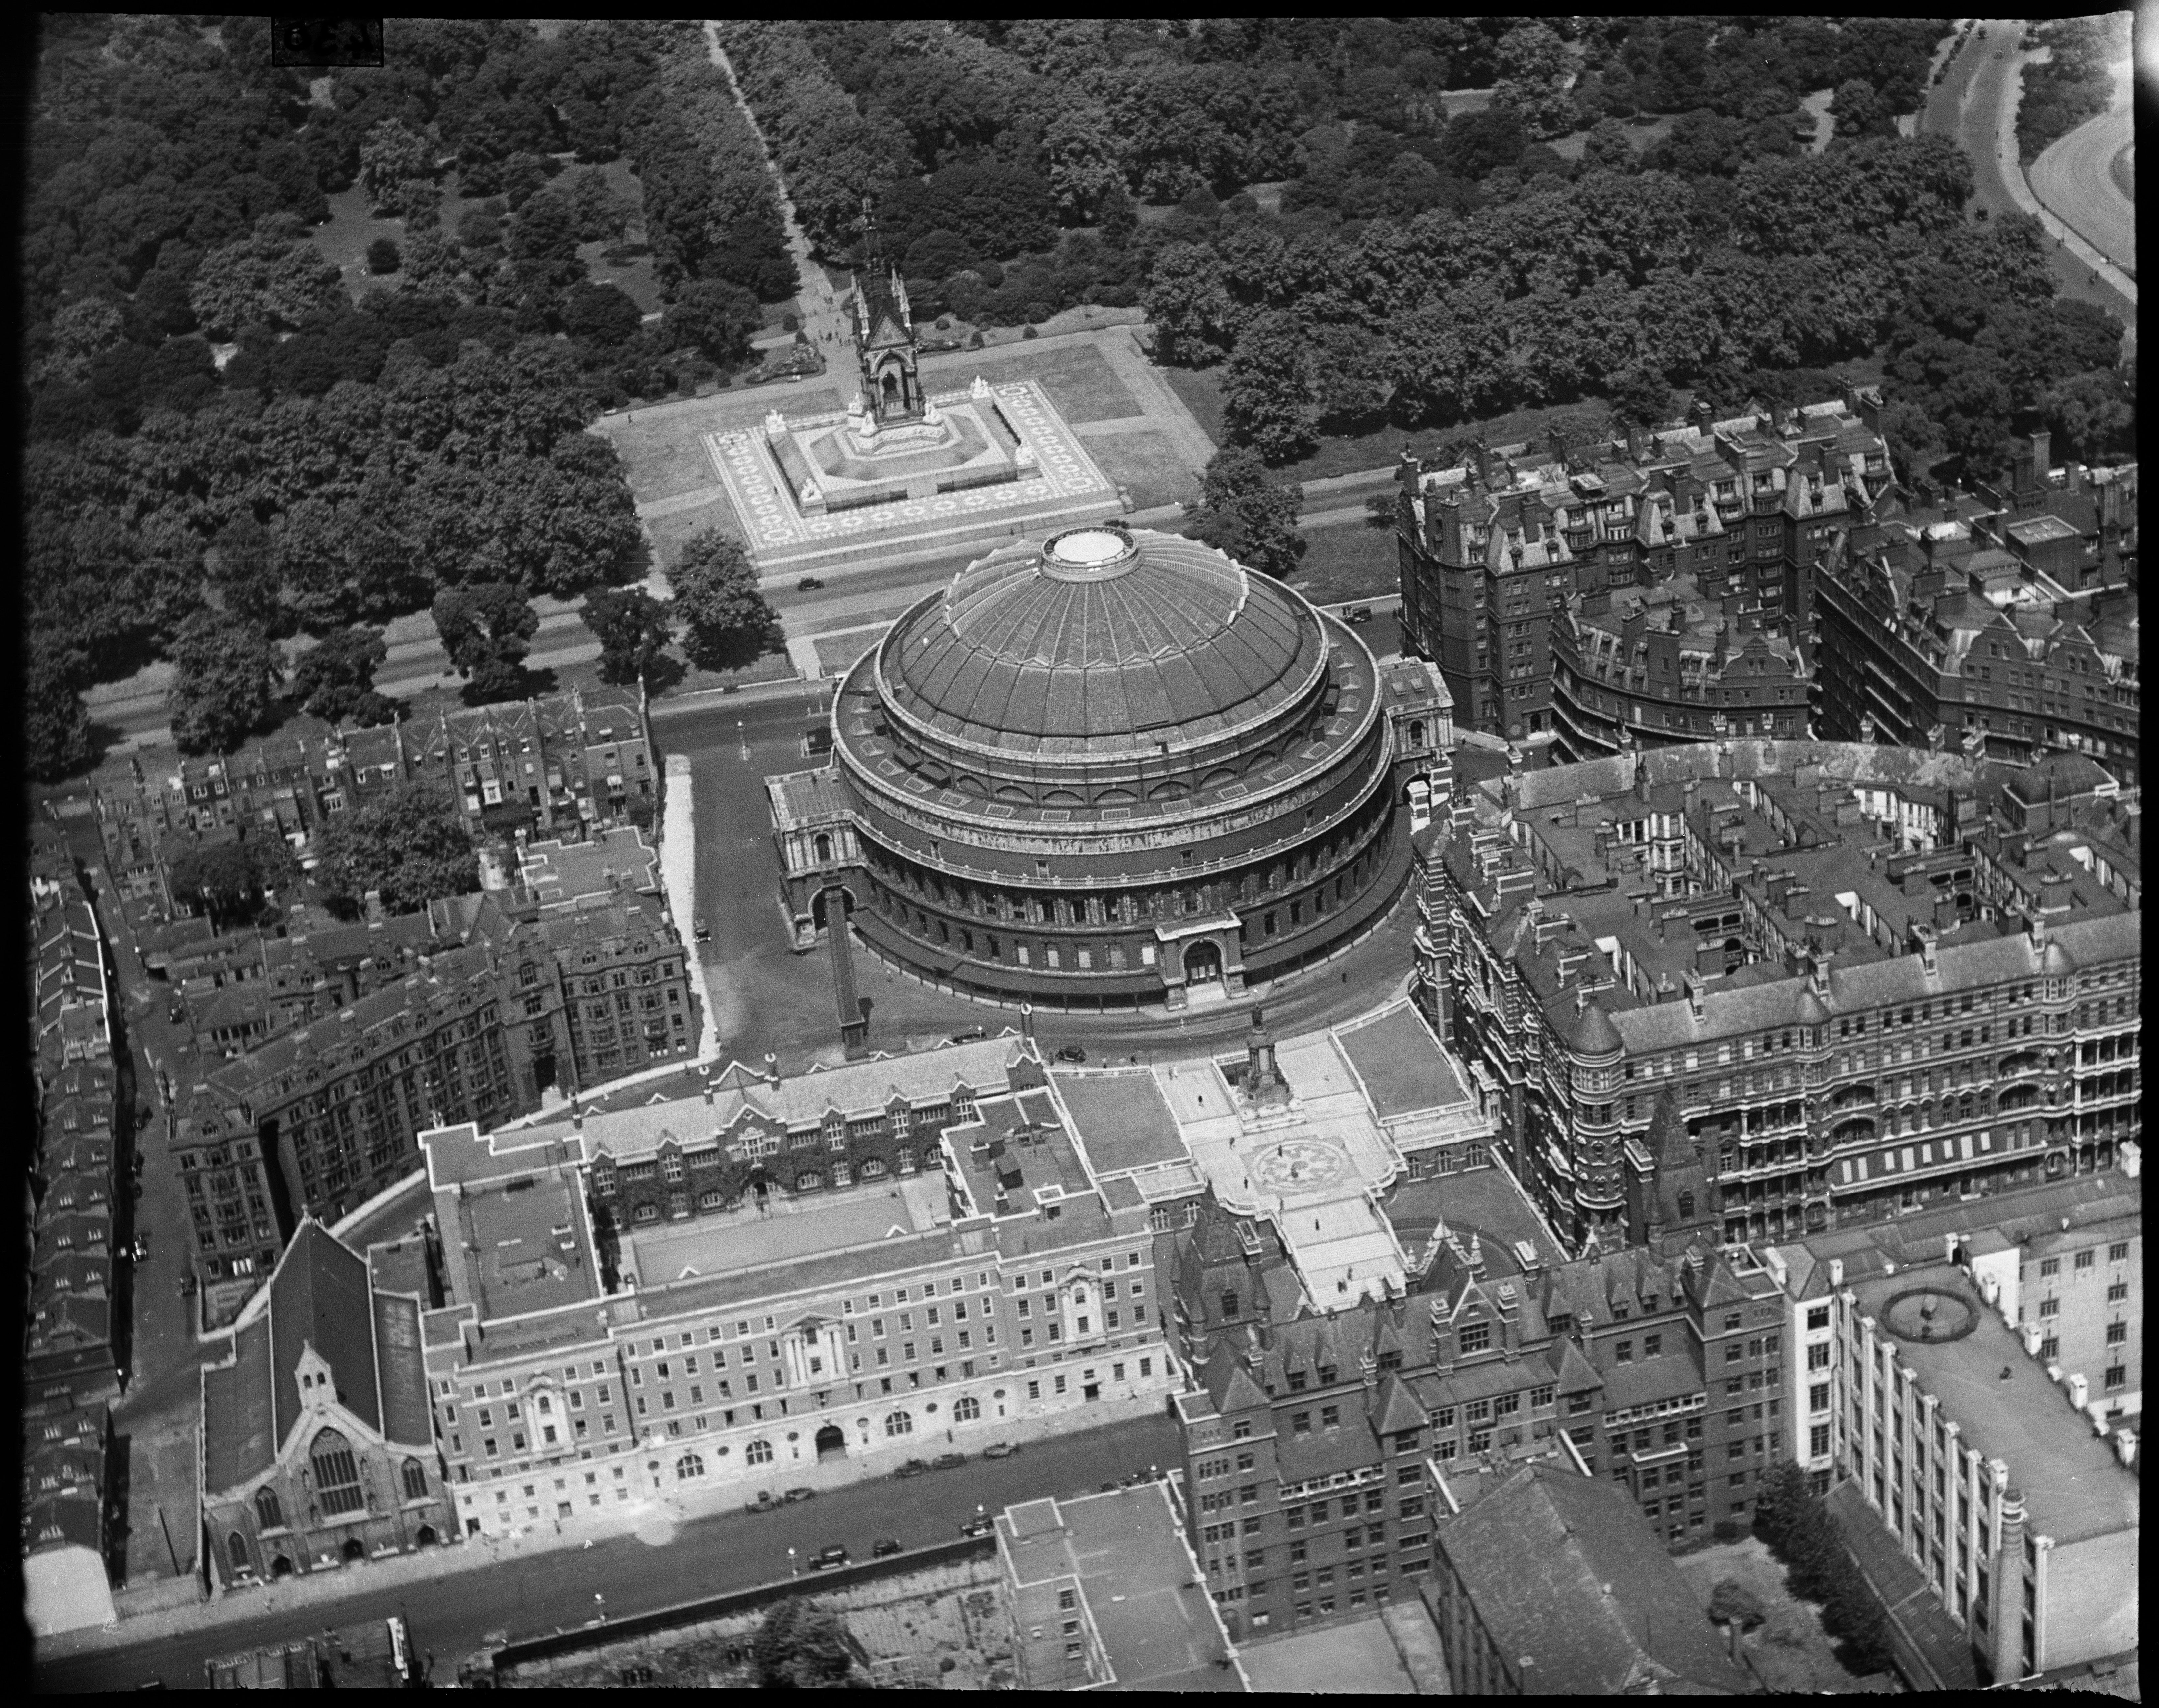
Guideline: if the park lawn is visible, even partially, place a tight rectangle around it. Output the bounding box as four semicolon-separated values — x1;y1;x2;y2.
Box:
1548;114;1677;163
313;181;413;302
646;498;746;571
1158;363;1226;447
1084;430;1201;510
1674;1538;1874;1696
576;155;662;316
659;647;799;700
598;412;725;506
925;342;1141;423
810;628;883;678
1283;518;1400;607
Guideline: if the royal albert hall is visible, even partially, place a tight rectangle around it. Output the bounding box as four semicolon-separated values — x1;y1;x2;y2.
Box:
769;524;1451;1010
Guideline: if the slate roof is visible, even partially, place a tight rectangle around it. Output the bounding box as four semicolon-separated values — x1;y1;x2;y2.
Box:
881;530;1327;751
1437;1462;1753;1694
1823;1479;1981;1690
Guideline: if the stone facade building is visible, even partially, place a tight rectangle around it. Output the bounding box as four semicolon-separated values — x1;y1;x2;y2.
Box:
1415;739;2140;1251
1396;395;1892;744
1813;507;2139;786
770;524;1448;1010
200;1221;449;1590
1169;1185;1793;1637
415;1035;1175;1543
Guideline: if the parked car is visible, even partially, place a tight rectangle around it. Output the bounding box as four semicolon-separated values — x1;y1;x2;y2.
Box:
693;917;712;943
783;1486;816;1503
168;1004;185;1024
180;1274;198;1297
893;1458;931;1479
807;1544;850;1571
797;576;825;592
1055;1045;1087;1063
959;1517;995;1539
126;1237;148;1263
981;1441;1018;1460
949;1027;988;1044
872;1538;903;1558
1346;606;1374;624
930;1452;967;1471
745;1491;782;1514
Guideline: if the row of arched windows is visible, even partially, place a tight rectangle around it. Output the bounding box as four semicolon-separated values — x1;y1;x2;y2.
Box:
252;1433;430;1533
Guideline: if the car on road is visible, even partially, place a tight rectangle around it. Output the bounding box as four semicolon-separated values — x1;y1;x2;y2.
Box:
930;1452;967;1471
797;576;825;592
807;1543;850;1571
1346;606;1374;623
745;1491;782;1514
125;1236;148;1263
181;1273;198;1297
872;1538;903;1558
982;1441;1019;1460
893;1458;931;1479
168;1004;185;1024
959;1517;995;1539
1055;1045;1087;1063
949;1027;989;1044
783;1486;816;1503
693;917;711;943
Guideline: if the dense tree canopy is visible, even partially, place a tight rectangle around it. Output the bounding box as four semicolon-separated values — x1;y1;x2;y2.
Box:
168;609;281;755
312;780;480;917
578;586;675;686
1183;448;1305;582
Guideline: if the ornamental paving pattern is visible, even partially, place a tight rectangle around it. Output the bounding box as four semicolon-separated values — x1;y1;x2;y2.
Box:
705;379;1120;572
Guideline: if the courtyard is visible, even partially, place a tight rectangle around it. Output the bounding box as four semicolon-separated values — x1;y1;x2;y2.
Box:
1673;1537;1880;1694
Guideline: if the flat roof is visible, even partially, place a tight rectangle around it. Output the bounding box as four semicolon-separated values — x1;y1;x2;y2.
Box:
1383;1166;1557;1268
1053;1070;1189;1175
999;1483;1240;1692
1332;1000;1472;1118
621;1177;946;1285
455;1174;602;1321
1851;1264;2138;1545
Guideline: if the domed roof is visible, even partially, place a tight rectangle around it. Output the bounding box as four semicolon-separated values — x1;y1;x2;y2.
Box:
879;527;1328;753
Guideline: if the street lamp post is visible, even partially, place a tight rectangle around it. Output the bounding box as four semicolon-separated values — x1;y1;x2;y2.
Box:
787;1546;798;1578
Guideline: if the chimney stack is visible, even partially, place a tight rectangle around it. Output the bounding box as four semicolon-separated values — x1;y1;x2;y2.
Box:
699;1064;713;1107
1020;1002;1035;1042
764;1052;780;1090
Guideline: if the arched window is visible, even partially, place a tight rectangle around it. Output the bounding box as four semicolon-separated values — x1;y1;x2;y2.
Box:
953;1395;981;1423
815;833;833;864
229;1531;251;1573
796;1171;823;1192
675;1451;706;1481
310;1428;364;1516
400;1458;428;1501
884;1410;914;1438
746;1439;773;1466
254;1486;283;1531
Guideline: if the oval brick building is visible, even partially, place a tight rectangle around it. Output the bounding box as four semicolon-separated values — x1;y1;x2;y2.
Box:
769;525;1450;1010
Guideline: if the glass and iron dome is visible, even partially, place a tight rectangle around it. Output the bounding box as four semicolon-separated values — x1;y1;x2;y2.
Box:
876;526;1329;753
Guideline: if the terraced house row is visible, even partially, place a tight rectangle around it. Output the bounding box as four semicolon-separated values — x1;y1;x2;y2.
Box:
92;685;654;925
1413;739;2139;1250
23;822;125;1637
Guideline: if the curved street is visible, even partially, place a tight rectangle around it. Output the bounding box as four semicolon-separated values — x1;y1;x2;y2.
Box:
2029;104;2135;277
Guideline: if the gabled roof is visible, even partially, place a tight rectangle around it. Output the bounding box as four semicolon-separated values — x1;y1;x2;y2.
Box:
268;1220;382;1448
1370;1371;1425;1436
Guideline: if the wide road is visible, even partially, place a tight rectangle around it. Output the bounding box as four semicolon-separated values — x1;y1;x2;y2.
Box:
1922;19;2136;332
35;1411;1179;1692
2029;104;2135;275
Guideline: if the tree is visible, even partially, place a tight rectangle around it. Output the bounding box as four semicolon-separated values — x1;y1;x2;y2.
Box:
663;278;760;364
1580;118;1637;175
1492;22;1578;141
368;237;402;275
1183;447;1305;582
670;529;781;672
27;651;94;783
1707;1579;1767;1633
1832;78;1887;138
312;779;480;916
1222;312;1318;464
751;1597;855;1691
561;282;643;348
360;118;436;215
290;626;390;721
432;582;538;678
168;841;267;930
1143;242;1240;367
2041;368;2135;464
205;515;285;633
578;587;674;685
1612;364;1675;429
169;609;281;755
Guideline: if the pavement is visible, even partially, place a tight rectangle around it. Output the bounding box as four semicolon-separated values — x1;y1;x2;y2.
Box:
35;1407;1182;1691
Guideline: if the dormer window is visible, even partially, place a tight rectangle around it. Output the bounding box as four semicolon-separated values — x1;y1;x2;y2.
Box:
1287;1371;1307;1393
